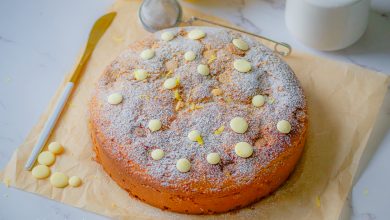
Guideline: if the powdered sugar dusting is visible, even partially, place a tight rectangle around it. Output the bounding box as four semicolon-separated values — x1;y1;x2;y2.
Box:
91;27;307;192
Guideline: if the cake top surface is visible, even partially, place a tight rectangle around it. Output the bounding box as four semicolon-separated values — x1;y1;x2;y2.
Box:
91;26;307;192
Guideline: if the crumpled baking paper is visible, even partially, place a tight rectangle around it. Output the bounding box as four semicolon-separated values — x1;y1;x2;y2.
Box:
1;0;389;219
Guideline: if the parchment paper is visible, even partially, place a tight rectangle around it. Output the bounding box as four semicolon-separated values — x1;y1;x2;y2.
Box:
1;0;389;219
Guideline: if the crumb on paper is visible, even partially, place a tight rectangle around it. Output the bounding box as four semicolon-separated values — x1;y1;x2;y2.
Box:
67;102;76;108
315;196;321;208
3;178;10;187
363;188;369;196
112;35;124;43
111;203;117;208
3;76;12;83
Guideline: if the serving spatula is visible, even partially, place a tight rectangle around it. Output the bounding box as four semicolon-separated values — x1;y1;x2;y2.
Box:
24;12;117;170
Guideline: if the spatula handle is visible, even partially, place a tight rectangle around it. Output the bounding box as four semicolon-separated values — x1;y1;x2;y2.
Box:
24;82;74;170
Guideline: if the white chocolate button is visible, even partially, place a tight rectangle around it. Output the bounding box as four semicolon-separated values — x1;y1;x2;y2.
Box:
134;69;148;81
31;165;50;179
188;29;206;40
151;149;164;160
176;158;191;173
37;151;56;166
206;153;220;165
184;51;196;61
232;38;249;51
163;78;178;89
50;172;69;188
233;59;252;73
140;49;155;60
161;31;175;41
148;119;162;132
230;117;248;134
188;130;201;142
107;93;123;105
197;64;209;76
235;142;253;158
277;120;292;134
68;176;82;187
252;95;265;107
48;142;64;154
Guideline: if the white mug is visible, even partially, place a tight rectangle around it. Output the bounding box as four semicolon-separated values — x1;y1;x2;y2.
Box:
285;0;371;51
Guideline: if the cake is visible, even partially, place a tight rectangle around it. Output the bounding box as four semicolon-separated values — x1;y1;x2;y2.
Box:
89;26;308;214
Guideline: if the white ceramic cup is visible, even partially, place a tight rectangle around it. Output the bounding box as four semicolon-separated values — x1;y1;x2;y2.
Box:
285;0;370;51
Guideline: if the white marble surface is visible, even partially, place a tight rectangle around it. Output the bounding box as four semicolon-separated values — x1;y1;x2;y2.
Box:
0;0;389;219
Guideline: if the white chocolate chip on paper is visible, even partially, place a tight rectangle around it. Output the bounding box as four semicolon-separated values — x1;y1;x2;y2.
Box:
50;172;69;188
31;165;51;179
37;151;56;166
48;141;64;155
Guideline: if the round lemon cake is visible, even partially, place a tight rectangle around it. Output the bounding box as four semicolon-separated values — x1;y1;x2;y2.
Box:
89;27;308;214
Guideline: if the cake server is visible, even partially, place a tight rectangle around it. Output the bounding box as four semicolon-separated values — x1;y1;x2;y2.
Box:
24;12;117;170
138;0;291;56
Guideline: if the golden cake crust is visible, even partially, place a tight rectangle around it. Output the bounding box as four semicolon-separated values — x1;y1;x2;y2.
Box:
89;27;308;214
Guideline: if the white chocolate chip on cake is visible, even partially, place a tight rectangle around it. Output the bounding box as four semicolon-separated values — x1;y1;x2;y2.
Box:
233;59;251;73
184;51;196;61
232;38;249;51
50;172;69;188
161;31;175;41
188;29;206;40
277;120;292;134
134;69;148;81
176;158;191;173
252;95;265;107
37;151;56;166
230;117;248;134
197;64;209;76
188;130;201;142
48;142;64;154
235;142;253;158
151;149;165;160
107;93;123;105
206;153;221;165
140;49;155;60
68;176;82;187
31;165;51;179
148;119;162;132
163;78;178;89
